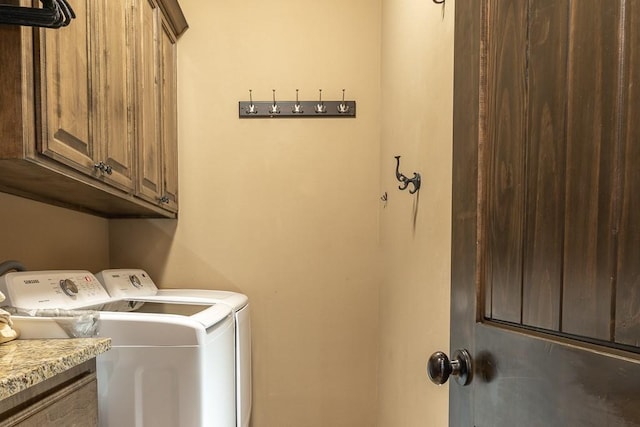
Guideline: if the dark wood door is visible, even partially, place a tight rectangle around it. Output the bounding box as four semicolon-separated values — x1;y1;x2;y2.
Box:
449;1;640;425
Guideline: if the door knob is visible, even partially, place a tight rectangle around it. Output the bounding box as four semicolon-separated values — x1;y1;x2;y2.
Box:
427;349;472;386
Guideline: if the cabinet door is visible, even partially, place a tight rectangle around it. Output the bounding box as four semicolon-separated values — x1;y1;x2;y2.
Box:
95;0;135;191
160;18;178;212
135;0;163;204
39;0;99;174
10;377;98;427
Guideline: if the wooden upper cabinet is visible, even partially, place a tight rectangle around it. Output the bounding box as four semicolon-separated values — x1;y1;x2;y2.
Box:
135;0;180;213
135;0;163;205
160;17;179;212
39;0;97;174
95;0;136;192
40;0;135;191
0;0;187;218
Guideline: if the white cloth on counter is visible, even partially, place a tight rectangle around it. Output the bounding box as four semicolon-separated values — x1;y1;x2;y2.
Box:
0;291;19;343
3;307;98;338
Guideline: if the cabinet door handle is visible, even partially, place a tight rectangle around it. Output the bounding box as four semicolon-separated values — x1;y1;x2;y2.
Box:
94;161;113;175
159;196;170;204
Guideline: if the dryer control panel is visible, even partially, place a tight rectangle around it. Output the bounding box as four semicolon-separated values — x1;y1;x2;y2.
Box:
95;269;158;298
0;270;111;310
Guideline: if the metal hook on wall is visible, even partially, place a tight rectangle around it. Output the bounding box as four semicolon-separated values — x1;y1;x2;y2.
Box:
337;89;350;114
246;90;258;114
269;89;280;114
292;89;303;114
315;89;327;114
394;156;421;194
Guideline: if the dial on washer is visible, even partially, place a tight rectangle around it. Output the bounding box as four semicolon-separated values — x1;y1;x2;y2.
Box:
59;279;79;297
129;274;142;289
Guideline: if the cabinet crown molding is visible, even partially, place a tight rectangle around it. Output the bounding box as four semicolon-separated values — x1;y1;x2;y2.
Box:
157;0;188;38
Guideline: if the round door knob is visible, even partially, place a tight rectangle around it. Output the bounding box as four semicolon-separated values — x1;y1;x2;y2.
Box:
427;349;472;386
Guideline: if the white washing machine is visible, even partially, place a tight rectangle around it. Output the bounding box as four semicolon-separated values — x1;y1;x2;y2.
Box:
95;269;252;427
0;270;236;427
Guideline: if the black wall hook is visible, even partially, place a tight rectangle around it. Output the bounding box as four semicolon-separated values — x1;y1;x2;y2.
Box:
394;156;421;194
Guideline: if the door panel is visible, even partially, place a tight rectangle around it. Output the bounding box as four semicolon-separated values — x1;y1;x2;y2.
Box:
484;0;527;325
521;0;567;331
483;0;623;341
135;0;163;203
39;0;97;172
160;19;179;212
561;0;620;341
96;0;135;191
451;0;640;425
474;325;640;427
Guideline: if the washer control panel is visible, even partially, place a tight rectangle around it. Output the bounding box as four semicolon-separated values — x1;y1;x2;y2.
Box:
94;269;158;298
0;271;111;310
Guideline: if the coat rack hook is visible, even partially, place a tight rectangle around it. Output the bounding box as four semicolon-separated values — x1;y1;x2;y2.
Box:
337;89;350;114
270;89;280;114
245;89;258;114
292;89;303;114
394;156;421;194
315;89;327;113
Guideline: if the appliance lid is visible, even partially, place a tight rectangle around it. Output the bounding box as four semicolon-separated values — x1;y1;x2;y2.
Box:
121;301;215;316
101;299;233;330
95;269;249;311
140;289;249;311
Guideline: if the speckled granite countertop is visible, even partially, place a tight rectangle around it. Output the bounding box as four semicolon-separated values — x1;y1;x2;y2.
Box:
0;338;111;400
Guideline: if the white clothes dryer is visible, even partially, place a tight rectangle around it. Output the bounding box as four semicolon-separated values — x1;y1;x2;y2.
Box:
95;269;252;427
0;270;236;427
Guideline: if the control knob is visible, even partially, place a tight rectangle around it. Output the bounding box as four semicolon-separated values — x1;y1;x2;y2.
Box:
59;279;79;297
129;274;142;289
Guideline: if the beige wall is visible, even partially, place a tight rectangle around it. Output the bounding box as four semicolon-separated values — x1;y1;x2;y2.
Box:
377;1;454;426
0;0;454;425
0;192;109;272
110;1;382;426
